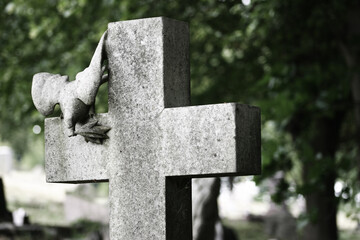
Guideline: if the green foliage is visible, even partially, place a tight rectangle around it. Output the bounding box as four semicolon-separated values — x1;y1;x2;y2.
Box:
71;219;104;238
340;229;360;240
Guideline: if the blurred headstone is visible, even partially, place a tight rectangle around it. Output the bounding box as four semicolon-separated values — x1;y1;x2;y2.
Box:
12;208;30;226
65;195;109;224
0;146;13;176
36;17;261;240
264;172;298;240
265;203;297;240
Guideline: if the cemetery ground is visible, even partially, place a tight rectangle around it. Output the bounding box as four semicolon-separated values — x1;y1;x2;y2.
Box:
1;168;109;239
1;160;360;239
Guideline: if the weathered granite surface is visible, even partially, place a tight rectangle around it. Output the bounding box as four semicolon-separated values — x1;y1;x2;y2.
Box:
45;114;109;183
43;17;261;240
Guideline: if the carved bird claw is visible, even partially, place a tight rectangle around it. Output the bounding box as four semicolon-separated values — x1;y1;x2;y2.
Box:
101;64;109;84
74;118;111;144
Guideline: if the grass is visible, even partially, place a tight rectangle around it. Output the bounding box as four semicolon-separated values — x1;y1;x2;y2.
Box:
340;229;360;240
222;218;267;240
8;201;65;226
223;218;360;240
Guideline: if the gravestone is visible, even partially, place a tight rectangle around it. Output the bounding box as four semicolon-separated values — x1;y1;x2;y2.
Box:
65;195;109;224
37;17;261;240
0;146;14;176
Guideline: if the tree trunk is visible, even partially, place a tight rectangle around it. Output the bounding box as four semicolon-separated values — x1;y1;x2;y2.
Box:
350;72;360;184
192;178;220;240
288;111;343;240
302;172;338;240
300;115;343;240
340;6;360;183
192;178;238;240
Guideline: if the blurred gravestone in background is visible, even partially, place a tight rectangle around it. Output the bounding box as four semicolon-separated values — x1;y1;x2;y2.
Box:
0;146;13;176
0;146;13;224
263;172;297;240
65;184;109;224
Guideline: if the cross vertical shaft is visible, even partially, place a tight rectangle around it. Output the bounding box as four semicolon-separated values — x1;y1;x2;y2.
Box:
106;17;191;240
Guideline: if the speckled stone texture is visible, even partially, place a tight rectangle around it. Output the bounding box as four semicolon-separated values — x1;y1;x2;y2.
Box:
44;17;261;240
45;114;109;183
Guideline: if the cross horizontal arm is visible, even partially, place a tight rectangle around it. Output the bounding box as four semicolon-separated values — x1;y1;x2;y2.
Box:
45;114;109;183
160;103;261;177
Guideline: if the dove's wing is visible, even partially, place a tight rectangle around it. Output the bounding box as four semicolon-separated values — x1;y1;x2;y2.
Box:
76;31;108;106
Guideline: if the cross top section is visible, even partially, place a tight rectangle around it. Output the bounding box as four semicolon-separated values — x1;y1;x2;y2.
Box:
107;18;190;121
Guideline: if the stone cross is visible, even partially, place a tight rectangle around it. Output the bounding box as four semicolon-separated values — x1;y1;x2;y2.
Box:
44;17;261;240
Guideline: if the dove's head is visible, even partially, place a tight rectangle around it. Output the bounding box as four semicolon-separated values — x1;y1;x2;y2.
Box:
32;72;68;116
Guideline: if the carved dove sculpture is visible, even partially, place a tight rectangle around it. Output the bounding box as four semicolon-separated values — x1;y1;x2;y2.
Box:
32;31;109;139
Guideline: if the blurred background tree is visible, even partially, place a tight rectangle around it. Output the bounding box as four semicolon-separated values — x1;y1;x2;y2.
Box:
1;0;359;239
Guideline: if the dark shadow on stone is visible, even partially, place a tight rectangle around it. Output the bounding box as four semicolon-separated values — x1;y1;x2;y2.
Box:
166;176;192;240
